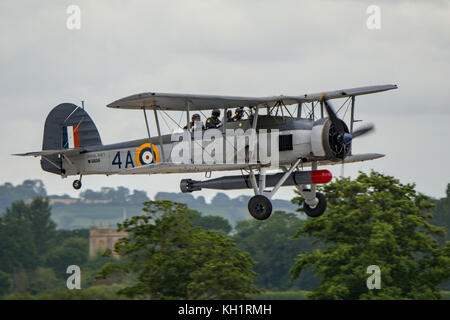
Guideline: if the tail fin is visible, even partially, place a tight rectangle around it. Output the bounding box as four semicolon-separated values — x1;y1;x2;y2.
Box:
41;103;102;174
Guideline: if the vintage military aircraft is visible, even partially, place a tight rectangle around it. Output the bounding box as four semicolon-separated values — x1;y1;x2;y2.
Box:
15;84;397;220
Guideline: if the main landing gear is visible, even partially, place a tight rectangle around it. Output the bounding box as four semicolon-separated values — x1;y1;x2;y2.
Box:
247;160;327;220
72;175;82;190
248;195;273;220
301;191;327;218
296;161;327;218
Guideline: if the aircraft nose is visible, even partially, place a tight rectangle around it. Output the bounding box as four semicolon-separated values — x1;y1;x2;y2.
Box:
343;133;353;144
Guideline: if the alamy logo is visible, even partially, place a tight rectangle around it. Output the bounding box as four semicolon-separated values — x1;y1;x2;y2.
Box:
366;5;381;30
366;265;381;289
66;5;81;30
66;265;81;290
170;128;279;168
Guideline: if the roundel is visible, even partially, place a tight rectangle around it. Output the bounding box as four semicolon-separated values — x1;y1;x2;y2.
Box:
136;143;160;166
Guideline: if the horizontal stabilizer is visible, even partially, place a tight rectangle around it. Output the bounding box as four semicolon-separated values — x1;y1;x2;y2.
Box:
13;147;84;157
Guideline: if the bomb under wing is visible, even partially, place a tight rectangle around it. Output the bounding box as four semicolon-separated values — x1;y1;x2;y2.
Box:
180;169;332;193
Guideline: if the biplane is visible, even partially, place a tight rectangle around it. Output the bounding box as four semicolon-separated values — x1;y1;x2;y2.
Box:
15;84;397;220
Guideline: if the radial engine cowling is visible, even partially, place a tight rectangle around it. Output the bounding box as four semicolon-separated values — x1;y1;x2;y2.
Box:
310;118;351;161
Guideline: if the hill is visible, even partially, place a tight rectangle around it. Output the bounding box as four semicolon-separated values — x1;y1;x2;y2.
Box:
0;180;301;229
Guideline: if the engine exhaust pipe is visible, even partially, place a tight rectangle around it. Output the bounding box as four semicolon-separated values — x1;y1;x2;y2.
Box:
180;169;332;193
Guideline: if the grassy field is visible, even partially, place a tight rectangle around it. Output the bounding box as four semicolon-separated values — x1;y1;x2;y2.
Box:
3;289;449;300
252;291;309;300
252;291;450;300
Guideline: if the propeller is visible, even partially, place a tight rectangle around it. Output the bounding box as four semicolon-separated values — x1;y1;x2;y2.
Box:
320;94;375;162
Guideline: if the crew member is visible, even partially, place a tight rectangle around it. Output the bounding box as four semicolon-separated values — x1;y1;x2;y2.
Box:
205;109;222;129
184;113;204;130
232;107;244;122
226;110;233;122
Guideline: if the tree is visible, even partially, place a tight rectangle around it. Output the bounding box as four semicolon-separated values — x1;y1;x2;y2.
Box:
429;183;450;290
0;180;47;212
79;189;103;201
45;237;88;276
48;229;89;249
127;190;149;205
0;201;39;273
98;200;259;299
234;211;320;290
28;267;59;295
291;171;450;300
191;213;232;235
431;183;450;245
0;198;56;265
80;255;118;288
0;271;12;296
27;198;56;255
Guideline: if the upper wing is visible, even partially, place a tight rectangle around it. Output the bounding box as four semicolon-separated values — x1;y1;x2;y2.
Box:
107;92;284;111
106;84;397;111
13;148;84;157
290;84;398;103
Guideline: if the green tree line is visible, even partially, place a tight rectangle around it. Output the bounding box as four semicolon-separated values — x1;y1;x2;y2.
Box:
0;172;449;299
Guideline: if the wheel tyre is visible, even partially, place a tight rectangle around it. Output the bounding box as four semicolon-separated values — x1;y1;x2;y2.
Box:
303;192;327;218
73;180;82;190
248;195;273;220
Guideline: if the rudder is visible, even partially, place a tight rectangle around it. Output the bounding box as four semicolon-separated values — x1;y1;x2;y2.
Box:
41;103;102;174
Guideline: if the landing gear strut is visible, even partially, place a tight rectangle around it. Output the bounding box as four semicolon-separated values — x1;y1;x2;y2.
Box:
246;160;328;220
72;175;82;190
295;161;327;218
247;158;303;220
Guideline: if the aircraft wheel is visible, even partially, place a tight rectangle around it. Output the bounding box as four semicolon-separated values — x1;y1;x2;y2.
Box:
73;180;82;190
303;192;327;218
248;195;272;220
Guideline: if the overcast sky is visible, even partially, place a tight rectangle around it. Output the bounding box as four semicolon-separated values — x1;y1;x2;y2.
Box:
1;0;449;203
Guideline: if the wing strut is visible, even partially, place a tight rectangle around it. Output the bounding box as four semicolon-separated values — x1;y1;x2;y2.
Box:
153;108;166;162
186;101;192;164
349;96;355;155
350;96;355;134
143;107;152;140
42;156;62;171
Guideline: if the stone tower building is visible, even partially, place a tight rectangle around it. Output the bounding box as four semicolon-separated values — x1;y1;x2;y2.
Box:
89;226;128;258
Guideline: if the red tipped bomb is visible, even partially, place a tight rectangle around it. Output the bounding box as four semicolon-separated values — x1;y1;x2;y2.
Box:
311;170;333;184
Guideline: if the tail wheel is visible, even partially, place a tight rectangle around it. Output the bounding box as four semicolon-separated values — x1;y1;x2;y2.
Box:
303;192;327;218
73;180;82;190
248;195;273;220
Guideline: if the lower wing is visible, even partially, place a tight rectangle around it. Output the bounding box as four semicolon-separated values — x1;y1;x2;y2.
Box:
118;162;267;175
117;153;383;175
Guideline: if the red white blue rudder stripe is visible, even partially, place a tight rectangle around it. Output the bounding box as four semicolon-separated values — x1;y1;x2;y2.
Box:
62;125;80;149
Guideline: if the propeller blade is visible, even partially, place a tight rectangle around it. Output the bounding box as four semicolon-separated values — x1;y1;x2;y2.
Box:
322;98;345;133
351;124;375;138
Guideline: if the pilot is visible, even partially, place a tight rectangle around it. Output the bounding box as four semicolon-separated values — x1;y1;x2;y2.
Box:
226;110;233;122
184;113;204;130
205;109;222;129
232;107;244;122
